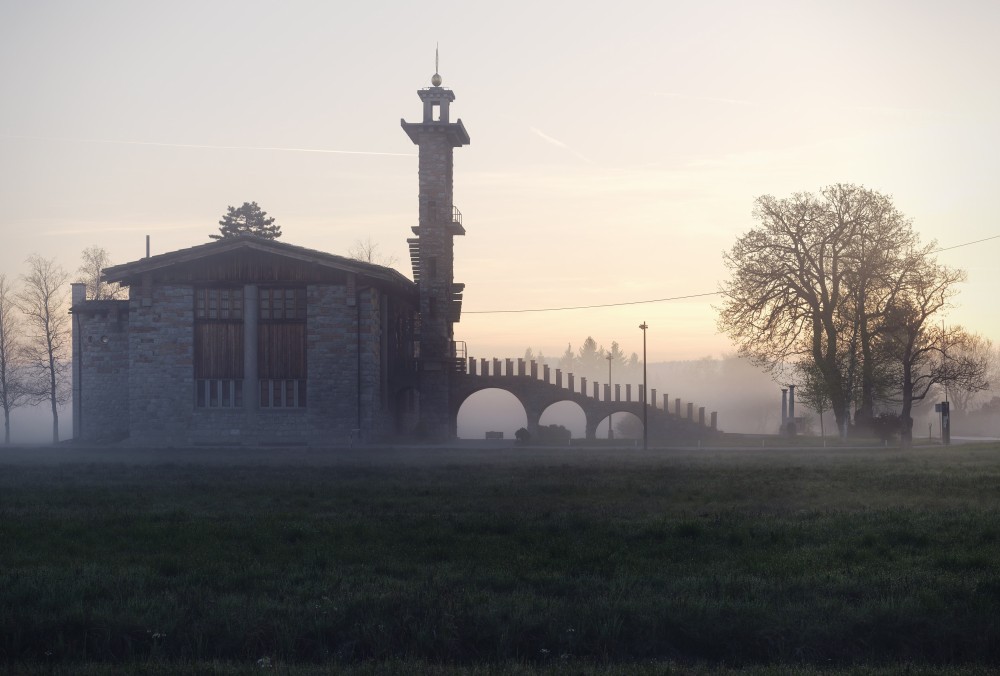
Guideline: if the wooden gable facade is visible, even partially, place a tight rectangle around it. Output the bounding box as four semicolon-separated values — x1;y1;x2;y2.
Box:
72;236;421;445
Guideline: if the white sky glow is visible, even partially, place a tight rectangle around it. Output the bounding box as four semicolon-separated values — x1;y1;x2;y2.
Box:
2;0;998;363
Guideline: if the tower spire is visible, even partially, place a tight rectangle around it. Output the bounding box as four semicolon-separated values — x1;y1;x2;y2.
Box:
432;43;442;86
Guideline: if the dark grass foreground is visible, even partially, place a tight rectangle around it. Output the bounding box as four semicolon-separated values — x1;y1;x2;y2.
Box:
2;444;1000;674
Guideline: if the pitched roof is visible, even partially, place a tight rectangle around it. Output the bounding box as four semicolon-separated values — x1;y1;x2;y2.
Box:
102;235;414;290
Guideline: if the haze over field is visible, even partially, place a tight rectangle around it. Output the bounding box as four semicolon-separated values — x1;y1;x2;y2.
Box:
2;2;999;441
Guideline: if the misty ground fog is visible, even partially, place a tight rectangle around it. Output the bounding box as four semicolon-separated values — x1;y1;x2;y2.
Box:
7;357;998;444
457;354;1000;441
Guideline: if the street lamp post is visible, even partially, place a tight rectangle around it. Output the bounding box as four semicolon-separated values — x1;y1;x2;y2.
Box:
639;322;648;450
606;353;613;440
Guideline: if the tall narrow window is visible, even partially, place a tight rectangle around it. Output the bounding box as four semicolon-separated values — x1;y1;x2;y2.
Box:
258;287;307;408
194;287;244;408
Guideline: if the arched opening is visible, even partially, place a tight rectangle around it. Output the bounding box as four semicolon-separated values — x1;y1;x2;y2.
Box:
539;400;586;439
457;388;527;440
596;411;644;439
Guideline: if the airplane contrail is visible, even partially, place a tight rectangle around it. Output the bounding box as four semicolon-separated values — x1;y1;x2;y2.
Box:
528;127;594;164
1;135;415;157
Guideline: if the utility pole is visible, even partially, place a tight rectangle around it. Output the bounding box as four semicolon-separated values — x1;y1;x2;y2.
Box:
639;322;648;450
606;353;613;439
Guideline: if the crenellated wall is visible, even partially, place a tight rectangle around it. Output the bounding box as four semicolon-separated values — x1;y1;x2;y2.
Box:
453;357;720;441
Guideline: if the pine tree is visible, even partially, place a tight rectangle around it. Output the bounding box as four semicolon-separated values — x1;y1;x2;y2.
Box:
210;202;282;240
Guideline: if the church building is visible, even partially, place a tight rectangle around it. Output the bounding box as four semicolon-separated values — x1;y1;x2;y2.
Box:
70;70;469;445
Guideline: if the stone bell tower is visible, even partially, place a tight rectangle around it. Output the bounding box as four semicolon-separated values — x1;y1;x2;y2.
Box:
401;57;470;440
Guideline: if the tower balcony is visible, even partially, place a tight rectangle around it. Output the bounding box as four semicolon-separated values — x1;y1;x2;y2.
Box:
409;205;465;238
449;206;465;235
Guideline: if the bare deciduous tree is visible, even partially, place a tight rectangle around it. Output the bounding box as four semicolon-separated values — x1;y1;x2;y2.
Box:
718;188;854;431
348;237;398;266
881;258;988;447
0;274;29;443
17;255;71;443
77;245;125;300
942;336;997;415
795;359;832;439
836;185;920;429
718;184;957;440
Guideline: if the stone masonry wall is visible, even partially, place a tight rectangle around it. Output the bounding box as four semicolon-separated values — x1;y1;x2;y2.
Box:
305;284;360;443
128;284;195;444
416;132;457;441
74;303;130;442
358;287;395;441
118;280;395;446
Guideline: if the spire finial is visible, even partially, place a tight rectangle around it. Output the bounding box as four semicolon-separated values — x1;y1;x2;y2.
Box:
431;43;442;86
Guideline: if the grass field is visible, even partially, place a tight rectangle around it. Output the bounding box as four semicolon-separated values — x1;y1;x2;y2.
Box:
2;443;1000;674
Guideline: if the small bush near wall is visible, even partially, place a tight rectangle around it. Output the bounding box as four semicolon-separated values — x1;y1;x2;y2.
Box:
537;424;571;444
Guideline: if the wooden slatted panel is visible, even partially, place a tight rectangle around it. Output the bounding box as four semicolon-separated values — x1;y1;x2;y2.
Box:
258;322;306;379
194;322;244;379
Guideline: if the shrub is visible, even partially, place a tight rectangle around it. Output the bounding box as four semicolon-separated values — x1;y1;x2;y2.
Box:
871;412;902;442
537;424;571;444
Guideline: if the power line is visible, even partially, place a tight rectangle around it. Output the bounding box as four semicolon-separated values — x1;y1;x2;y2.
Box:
464;233;1000;315
930;234;1000;253
463;291;720;314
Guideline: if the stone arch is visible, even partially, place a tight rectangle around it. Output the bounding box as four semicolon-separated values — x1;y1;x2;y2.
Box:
538;400;586;439
455;387;528;440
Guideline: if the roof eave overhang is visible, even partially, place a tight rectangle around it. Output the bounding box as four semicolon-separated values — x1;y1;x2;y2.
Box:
103;237;417;297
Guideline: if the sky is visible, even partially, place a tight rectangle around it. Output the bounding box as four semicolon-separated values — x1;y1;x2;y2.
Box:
2;0;999;364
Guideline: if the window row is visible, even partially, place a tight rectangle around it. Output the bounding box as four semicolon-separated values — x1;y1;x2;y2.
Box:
194;287;307;321
196;378;243;408
195;379;306;409
195;288;243;320
260;287;307;320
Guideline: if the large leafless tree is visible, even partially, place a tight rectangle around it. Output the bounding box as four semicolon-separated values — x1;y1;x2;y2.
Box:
17;255;71;443
718;184;972;440
718;187;857;431
77;246;125;300
834;185;920;428
880;257;988;447
0;274;29;444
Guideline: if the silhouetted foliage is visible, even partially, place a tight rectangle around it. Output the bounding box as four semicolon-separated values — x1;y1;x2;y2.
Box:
871;412;902;442
536;423;571;444
795;361;832;438
210;202;281;240
879;257;988;447
77;246;125;300
719;183;986;443
615;413;644;439
514;427;530;444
